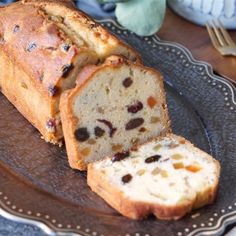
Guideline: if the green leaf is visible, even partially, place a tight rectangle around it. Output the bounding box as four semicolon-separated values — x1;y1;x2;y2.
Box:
97;0;129;3
115;0;166;36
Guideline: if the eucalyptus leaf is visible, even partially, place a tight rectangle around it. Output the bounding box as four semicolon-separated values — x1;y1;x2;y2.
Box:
115;0;166;36
97;0;129;3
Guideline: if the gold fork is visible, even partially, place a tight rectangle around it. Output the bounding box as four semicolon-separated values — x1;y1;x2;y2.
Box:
206;19;236;56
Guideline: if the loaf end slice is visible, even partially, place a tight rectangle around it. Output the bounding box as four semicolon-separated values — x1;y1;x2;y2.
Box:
60;56;170;170
87;134;220;220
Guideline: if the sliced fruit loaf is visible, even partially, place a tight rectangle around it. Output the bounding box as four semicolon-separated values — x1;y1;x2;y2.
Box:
60;56;170;170
0;0;139;144
87;134;220;220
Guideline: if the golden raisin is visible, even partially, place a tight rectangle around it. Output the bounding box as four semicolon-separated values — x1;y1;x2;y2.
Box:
150;116;160;123
147;96;157;108
151;167;161;175
173;162;184;169
137;169;146;176
87;139;96;145
153;144;162;151
160;170;168;178
171;154;183;160
112;144;123;152
81;147;91;156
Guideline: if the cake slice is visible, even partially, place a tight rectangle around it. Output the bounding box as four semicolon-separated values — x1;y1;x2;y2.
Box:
87;134;220;220
60;56;170;170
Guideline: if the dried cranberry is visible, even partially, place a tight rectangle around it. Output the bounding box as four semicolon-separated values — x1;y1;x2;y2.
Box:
61;64;74;78
46;119;56;133
125;118;144;130
111;151;130;162
13;25;20;33
122;174;132;184
27;42;37;52
48;85;59;97
74;127;90;142
127;101;143;113
145;155;161;163
122;77;133;88
97;119;117;137
94;126;105;137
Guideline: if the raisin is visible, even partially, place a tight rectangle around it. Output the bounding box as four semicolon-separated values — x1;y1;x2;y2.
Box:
127;101;143;113
62;43;70;52
48;85;59;97
61;64;74;78
13;25;20;33
94;126;105;137
46;119;56;133
27;42;37;52
97;119;117;137
122;77;133;88
125;118;144;130
111;151;130;162
122;174;132;184
74;127;90;142
145;155;161;163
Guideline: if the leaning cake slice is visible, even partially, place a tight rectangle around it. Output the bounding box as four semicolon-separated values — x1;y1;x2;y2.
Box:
60;56;170;170
88;134;220;220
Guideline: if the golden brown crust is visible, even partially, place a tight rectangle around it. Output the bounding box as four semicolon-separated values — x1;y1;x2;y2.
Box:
87;134;221;220
22;0;141;63
0;1;140;144
60;56;171;170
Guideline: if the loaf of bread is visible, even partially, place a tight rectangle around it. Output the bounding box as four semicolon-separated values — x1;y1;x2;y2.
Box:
88;134;220;220
60;56;170;170
0;0;139;144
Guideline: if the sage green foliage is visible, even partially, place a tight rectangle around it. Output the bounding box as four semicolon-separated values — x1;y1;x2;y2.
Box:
97;0;128;3
116;0;166;36
99;0;166;36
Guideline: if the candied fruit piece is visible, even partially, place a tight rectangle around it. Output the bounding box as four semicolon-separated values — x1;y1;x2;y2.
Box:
147;96;157;108
173;162;184;169
185;165;202;173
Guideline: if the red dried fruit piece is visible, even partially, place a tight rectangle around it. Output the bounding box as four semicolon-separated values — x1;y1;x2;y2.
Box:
122;77;133;88
147;96;157;108
127;101;143;113
122;174;132;184
125;118;144;130
145;155;161;163
46;119;56;133
112;151;130;162
74;127;90;142
94;126;105;138
97;119;117;137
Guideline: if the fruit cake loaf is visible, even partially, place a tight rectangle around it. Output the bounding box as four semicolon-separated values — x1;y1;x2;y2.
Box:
60;56;170;170
0;0;139;144
88;134;220;220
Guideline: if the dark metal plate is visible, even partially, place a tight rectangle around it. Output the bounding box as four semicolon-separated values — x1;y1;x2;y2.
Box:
0;19;236;236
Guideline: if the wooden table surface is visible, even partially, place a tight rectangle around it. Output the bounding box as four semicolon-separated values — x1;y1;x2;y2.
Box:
158;8;236;83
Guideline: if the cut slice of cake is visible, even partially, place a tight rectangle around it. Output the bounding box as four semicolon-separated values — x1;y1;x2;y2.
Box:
60;56;170;170
87;134;220;220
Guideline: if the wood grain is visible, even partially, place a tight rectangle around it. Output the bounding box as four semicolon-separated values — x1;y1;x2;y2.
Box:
158;8;236;82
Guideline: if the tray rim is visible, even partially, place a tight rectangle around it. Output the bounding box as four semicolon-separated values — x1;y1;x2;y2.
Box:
0;18;236;236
